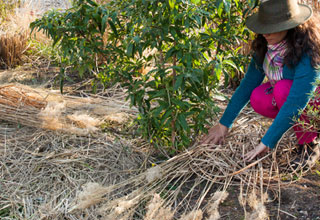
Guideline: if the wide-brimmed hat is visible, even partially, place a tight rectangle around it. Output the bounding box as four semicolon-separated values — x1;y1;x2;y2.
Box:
246;0;313;34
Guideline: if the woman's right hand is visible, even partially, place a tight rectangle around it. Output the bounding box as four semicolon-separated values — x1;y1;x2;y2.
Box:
200;123;229;146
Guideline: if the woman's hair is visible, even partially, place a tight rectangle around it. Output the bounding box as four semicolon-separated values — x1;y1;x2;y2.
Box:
251;13;320;68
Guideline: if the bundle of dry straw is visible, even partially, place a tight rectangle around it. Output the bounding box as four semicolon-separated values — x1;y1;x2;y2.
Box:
0;84;137;135
70;114;320;219
70;118;319;220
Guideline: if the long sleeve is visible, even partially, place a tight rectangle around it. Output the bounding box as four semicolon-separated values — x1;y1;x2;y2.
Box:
219;57;265;128
261;55;319;148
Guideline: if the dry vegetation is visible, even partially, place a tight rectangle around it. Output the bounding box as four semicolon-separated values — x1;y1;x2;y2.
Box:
71;109;318;219
0;3;36;68
1;93;319;219
0;84;137;135
1;1;320;220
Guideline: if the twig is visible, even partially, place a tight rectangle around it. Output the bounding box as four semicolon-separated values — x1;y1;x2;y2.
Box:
230;153;272;176
279;209;297;219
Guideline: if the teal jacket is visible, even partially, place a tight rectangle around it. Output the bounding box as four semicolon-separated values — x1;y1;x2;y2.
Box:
219;54;320;148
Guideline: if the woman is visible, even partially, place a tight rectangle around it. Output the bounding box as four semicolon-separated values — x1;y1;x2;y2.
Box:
201;0;320;162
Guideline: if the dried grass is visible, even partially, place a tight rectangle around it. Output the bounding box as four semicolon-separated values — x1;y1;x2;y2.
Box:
246;189;269;220
179;210;203;220
207;191;229;220
0;2;38;68
1;84;318;219
0;84;136;135
0;125;146;219
0;83;145;219
144;194;174;220
145;165;163;183
84;105;318;219
0;31;29;68
72;182;110;210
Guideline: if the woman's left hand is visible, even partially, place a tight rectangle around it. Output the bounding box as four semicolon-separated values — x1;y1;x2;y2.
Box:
243;143;270;162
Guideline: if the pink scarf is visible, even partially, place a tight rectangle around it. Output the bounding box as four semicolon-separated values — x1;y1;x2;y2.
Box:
263;40;288;87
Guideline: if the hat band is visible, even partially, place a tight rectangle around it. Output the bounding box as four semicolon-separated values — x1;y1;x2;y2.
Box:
258;10;300;25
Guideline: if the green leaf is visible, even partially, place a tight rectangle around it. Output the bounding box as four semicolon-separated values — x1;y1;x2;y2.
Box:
194;15;201;26
222;59;237;70
172;98;190;109
160;108;173;125
133;36;140;44
215;62;222;80
223;0;231;15
127;43;134;57
87;0;98;7
101;15;109;33
174;75;183;91
191;0;200;4
165;46;176;61
108;20;118;37
186;54;192;68
216;0;224;17
169;0;176;9
177;114;189;131
148;89;167;99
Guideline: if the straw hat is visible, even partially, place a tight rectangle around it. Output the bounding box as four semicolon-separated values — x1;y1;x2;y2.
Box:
246;0;313;34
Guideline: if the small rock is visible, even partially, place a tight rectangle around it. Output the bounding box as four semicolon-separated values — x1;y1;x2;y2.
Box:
299;210;308;216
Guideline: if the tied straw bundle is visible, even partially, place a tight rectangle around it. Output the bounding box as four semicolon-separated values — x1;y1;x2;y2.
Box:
0;84;137;134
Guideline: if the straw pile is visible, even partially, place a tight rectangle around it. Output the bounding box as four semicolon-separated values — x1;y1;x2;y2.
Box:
1;84;319;219
0;84;137;135
0;125;147;219
0;82;148;219
68;110;319;219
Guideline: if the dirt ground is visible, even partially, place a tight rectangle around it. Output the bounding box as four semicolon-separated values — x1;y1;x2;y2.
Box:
217;169;320;220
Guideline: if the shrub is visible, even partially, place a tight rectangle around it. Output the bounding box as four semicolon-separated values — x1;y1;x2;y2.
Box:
31;0;258;155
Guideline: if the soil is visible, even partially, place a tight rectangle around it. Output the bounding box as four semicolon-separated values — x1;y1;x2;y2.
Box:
216;165;320;220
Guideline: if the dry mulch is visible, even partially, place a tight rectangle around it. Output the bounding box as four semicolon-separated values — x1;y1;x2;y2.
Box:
0;69;319;219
